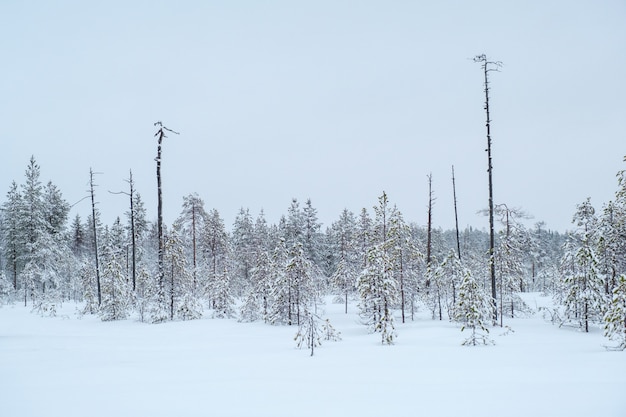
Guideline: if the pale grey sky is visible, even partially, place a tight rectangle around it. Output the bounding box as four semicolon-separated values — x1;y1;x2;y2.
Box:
1;1;625;232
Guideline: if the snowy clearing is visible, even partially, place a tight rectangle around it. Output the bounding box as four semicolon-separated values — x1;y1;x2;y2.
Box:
1;294;625;417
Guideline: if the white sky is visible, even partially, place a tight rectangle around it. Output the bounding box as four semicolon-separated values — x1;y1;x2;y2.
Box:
1;1;625;232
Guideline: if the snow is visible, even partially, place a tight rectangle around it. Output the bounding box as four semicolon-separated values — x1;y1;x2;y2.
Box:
1;294;625;417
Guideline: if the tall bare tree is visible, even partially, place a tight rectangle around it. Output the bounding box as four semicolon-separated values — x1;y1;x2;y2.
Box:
474;54;502;323
154;121;179;292
89;168;102;305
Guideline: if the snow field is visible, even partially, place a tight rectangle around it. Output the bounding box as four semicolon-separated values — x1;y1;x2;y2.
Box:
1;294;625;417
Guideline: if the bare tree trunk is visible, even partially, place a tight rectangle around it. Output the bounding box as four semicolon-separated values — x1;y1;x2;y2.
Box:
426;174;433;288
154;122;178;294
89;168;102;306
129;170;137;292
474;54;501;324
452;165;462;261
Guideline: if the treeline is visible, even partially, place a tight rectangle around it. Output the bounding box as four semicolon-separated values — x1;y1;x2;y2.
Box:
1;156;625;348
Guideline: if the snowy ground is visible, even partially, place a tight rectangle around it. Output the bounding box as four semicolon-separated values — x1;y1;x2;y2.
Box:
1;294;625;417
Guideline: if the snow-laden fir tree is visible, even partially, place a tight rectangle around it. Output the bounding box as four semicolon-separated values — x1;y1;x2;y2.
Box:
240;249;274;322
167;221;203;321
560;199;606;332
99;246;131;321
387;206;422;323
328;209;358;312
231;207;256;296
1;181;23;292
202;209;229;308
453;268;494;346
210;264;235;319
357;192;398;345
177;193;207;296
494;206;531;323
78;259;99;315
429;250;464;321
604;274;626;350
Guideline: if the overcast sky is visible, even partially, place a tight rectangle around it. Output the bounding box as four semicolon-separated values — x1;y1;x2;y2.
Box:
2;1;625;233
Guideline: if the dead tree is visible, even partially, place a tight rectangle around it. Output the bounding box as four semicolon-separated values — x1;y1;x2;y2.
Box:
425;173;434;288
452;165;462;261
474;54;502;323
89;168;102;305
154;122;179;290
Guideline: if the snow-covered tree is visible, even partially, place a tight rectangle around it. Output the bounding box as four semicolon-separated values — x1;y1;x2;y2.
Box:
494;205;531;324
231;207;256;296
177;193;207;295
202;208;229;306
329;209;358;313
240;250;274;323
294;310;341;356
560;199;606;332
387;206;421;323
357;192;398;344
1;181;23;290
99;247;131;321
210;264;235;319
603;274;626;350
453;268;494;346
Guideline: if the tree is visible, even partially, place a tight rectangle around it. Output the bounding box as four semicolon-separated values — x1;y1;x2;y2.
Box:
494;205;531;325
329;209;358;313
453;268;494;346
42;181;70;237
210;264;235;319
1;181;23;290
231;207;255;296
165;220;202;321
177;193;207;295
561;199;606;332
357;192;398;344
387;206;421;323
603;274;626;350
202;208;229;306
154;121;179;298
294;310;341;356
302;198;323;267
99;245;131;321
239;249;273;323
88;168;102;305
474;54;502;323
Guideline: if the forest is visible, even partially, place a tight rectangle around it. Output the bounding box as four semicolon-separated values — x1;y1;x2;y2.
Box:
1;152;626;350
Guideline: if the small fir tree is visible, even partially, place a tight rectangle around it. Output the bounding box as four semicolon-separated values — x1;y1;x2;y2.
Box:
454;269;494;346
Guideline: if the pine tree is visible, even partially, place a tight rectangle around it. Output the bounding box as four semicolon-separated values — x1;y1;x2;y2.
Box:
78;259;98;315
240;250;273;323
1;181;23;290
99;246;131;321
294;310;341;356
387;206;421;323
231;207;256;296
177;193;207;296
561;199;606;332
329;209;358;313
202;209;229;306
210;264;235;319
454;268;494;346
42;181;70;237
357;192;398;344
165;221;202;321
603;274;626;350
